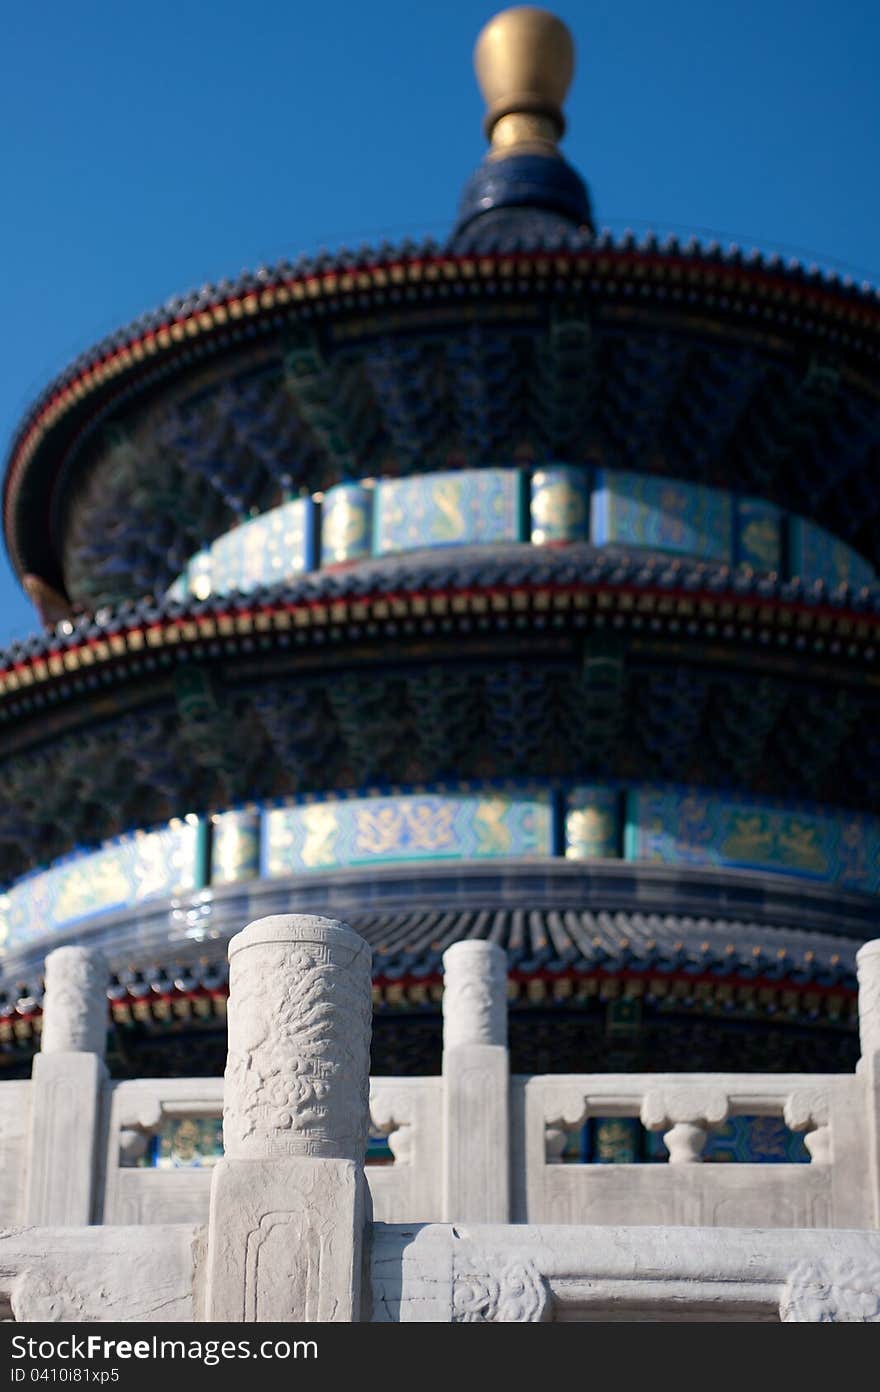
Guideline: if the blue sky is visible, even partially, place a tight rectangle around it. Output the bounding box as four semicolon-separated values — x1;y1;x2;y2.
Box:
1;0;877;646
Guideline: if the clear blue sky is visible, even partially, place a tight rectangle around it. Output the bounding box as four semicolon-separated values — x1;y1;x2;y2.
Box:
1;0;877;646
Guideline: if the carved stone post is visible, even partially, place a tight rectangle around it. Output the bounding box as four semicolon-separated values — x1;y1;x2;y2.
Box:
204;915;372;1322
441;940;510;1222
25;945;109;1225
856;938;880;1227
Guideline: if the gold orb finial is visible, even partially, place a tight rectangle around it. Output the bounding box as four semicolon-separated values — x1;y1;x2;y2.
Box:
474;7;575;159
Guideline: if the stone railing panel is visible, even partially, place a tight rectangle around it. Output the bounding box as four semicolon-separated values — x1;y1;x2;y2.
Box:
100;1077;224;1225
514;1072;867;1229
368;1077;444;1223
102;1073;445;1228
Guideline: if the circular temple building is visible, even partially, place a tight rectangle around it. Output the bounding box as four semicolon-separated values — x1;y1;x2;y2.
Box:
1;8;879;1090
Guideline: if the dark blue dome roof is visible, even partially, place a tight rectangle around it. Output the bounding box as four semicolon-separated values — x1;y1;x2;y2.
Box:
449;151;594;251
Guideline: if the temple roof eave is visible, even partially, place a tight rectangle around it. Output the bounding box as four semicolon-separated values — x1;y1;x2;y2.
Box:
0;543;878;718
0;860;872;1029
5;234;880;591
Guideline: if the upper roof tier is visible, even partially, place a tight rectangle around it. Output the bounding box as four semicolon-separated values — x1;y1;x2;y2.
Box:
4;7;880;614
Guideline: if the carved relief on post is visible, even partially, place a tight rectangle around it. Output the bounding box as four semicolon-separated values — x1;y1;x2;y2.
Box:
222;915;372;1163
40;946;108;1057
442;940;507;1050
206;914;372;1322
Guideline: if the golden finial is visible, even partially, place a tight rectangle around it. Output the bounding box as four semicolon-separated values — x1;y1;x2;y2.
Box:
474;6;575;160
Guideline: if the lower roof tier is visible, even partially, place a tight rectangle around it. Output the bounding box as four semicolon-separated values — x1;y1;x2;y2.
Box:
0;544;878;884
1;783;877;982
0;859;869;1080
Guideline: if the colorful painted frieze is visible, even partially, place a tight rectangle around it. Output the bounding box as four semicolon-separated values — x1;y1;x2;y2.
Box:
165;573;189;603
169;500;314;601
561;1114;807;1164
373;469;524;556
789;517;875;590
591;470;732;563
701;1116;808;1163
263;791;553;874
320;481;374;565
625;786;880;893
185;547;213;601
584;1117;641;1164
530;466;590;544
1;818;205;950
209;497;313;593
735;497;782;572
164;468;878;605
565;786;620;859
150;1117;224;1170
211;807;261;885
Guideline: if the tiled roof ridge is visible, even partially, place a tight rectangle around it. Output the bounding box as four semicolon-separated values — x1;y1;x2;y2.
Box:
1;543;878;671
0;910;863;1025
21;230;880;404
